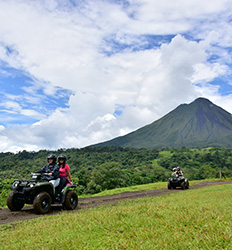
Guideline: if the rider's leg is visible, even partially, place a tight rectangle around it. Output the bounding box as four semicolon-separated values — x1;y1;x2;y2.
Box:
49;178;60;193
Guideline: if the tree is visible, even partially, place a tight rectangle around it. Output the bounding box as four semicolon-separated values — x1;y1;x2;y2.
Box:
198;165;217;179
150;165;169;182
85;162;128;193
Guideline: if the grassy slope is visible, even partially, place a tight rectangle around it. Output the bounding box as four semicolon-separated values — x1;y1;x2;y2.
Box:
1;183;232;249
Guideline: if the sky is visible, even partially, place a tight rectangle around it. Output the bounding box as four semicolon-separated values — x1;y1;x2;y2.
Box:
0;0;232;152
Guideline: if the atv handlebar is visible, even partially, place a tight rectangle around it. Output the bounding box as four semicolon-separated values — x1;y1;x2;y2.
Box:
32;172;51;176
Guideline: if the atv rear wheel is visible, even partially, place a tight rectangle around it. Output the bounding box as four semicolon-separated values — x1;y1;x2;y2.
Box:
63;190;78;210
33;192;52;214
7;191;24;211
181;182;185;190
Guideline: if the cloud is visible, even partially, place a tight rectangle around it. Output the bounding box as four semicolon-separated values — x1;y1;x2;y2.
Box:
192;63;228;83
0;0;232;152
0;35;212;151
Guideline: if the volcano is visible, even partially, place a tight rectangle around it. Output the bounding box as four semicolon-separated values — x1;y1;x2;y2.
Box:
93;98;232;149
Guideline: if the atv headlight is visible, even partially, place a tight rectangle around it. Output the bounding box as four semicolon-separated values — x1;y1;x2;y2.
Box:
13;181;19;187
27;183;35;188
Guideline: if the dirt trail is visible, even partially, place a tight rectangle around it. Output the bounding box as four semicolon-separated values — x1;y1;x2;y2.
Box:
1;181;231;225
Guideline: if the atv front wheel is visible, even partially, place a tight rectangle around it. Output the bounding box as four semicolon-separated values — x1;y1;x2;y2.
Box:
63;190;78;210
7;191;24;211
181;182;185;190
33;192;52;214
168;181;172;189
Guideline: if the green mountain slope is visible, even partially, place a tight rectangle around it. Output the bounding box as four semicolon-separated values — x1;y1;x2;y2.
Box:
93;97;232;148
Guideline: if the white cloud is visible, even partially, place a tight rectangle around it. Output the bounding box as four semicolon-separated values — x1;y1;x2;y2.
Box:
2;101;21;113
0;125;5;131
21;109;45;119
192;63;228;83
0;100;46;120
0;0;231;152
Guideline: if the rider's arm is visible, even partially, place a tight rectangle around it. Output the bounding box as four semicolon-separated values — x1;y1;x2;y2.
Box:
67;170;73;184
34;165;46;173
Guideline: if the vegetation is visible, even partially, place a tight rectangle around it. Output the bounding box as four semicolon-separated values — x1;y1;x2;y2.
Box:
1;146;232;206
1;184;231;249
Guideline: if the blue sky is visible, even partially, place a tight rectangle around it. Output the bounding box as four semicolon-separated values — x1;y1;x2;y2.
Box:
0;0;232;152
0;67;71;126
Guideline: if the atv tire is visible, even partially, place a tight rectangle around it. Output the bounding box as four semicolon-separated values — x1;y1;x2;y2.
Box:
181;182;185;190
7;191;24;211
63;190;78;210
33;192;52;214
168;181;172;189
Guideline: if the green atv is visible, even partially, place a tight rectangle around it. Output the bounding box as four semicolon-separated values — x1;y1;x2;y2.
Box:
7;173;78;214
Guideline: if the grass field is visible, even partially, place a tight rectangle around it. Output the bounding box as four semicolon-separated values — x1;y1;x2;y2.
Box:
79;178;227;197
1;183;231;249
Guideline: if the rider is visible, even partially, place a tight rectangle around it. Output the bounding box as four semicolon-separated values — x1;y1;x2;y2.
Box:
172;168;177;175
34;154;60;192
56;154;73;201
176;166;184;178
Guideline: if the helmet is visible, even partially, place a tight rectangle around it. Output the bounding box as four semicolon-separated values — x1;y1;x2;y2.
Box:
176;166;180;170
58;154;67;162
173;168;177;171
47;154;57;163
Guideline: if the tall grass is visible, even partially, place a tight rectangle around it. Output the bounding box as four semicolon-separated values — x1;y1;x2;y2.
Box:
1;184;231;249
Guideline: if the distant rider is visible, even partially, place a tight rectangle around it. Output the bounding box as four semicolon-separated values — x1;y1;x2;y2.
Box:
172;168;177;175
175;166;184;178
34;154;60;191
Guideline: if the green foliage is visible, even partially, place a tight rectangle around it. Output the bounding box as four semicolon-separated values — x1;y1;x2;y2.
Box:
85;162;128;193
0;146;232;204
198;165;217;179
0;179;14;207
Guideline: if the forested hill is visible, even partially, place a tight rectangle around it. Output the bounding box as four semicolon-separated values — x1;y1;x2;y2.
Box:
93;98;232;149
1;146;232;199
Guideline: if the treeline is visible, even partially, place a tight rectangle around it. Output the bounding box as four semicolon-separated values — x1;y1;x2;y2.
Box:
0;146;232;206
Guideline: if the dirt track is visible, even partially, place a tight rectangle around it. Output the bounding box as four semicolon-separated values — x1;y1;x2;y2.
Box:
1;181;231;225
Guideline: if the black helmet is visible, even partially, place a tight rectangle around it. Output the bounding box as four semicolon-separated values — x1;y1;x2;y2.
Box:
58;154;67;162
47;154;57;163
